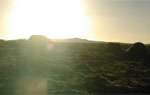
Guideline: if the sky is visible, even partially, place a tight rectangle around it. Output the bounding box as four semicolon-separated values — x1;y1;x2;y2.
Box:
0;0;150;43
85;0;150;43
0;0;14;39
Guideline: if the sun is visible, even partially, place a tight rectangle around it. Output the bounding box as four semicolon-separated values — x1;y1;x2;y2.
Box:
5;0;91;40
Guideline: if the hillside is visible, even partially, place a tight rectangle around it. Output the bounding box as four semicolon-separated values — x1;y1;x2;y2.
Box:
0;36;150;94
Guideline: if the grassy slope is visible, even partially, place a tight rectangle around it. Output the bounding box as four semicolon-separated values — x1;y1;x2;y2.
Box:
0;39;150;94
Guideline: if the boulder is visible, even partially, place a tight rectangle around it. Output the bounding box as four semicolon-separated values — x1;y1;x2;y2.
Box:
107;43;124;57
26;35;53;61
126;42;149;61
81;76;111;93
28;35;52;51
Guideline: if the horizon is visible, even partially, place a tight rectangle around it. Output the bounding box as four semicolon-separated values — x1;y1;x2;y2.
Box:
0;35;149;44
0;0;150;43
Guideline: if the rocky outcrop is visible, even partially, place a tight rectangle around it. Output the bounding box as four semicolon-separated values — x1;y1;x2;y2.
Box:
126;42;149;61
107;43;125;58
28;35;53;52
25;35;53;61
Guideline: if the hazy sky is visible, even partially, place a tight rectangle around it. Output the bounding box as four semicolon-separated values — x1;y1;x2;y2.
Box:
0;0;150;43
85;0;150;43
0;0;14;38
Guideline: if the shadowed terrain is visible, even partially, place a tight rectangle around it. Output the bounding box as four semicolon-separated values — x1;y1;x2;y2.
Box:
0;35;150;94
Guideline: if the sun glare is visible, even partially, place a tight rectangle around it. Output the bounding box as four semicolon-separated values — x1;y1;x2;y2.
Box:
5;0;91;40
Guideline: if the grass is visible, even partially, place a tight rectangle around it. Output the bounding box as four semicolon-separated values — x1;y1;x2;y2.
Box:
0;39;150;94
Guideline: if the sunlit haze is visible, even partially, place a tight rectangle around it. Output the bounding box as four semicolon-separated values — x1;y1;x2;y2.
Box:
0;0;150;43
5;0;92;40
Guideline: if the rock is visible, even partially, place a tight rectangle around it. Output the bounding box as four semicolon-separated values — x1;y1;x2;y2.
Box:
126;42;149;61
81;76;111;93
107;43;125;58
26;35;53;61
28;35;53;52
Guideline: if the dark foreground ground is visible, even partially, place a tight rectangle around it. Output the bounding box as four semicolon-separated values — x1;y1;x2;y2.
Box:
0;38;150;94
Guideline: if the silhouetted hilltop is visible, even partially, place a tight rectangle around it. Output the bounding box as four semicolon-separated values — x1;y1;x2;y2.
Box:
51;38;102;43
